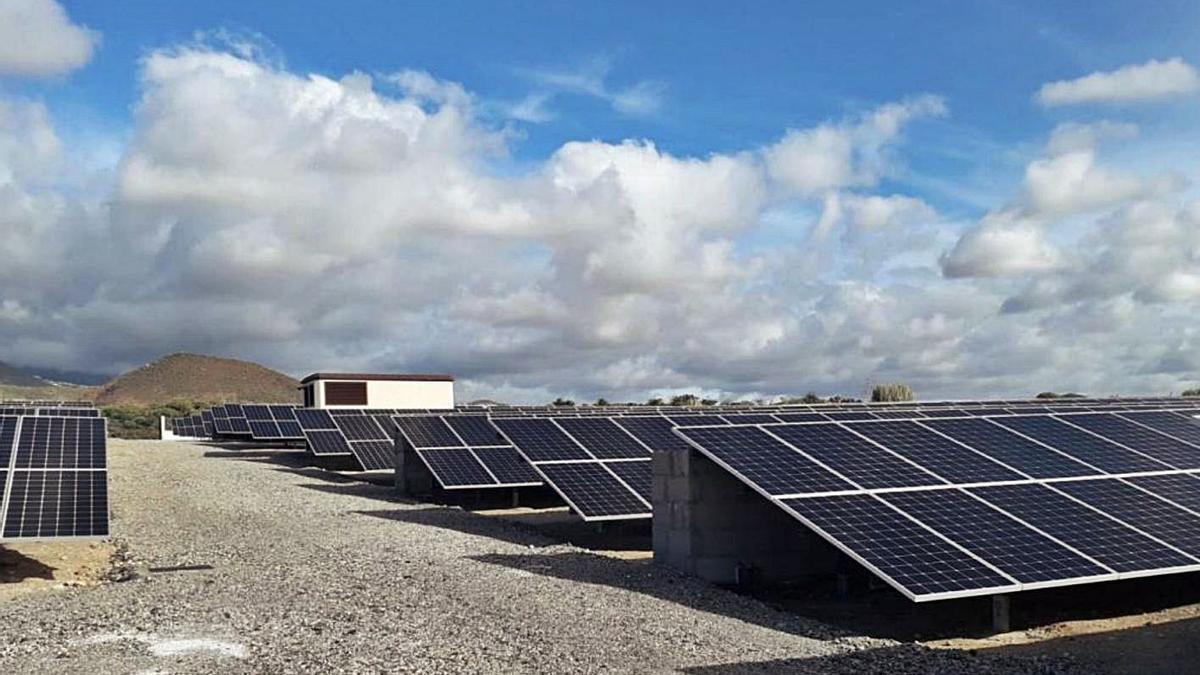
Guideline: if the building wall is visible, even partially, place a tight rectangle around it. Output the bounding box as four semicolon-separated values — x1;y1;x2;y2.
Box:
312;379;454;409
653;445;839;585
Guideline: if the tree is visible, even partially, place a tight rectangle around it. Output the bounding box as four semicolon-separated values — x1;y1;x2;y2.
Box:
551;397;575;407
669;393;699;407
646;397;664;406
700;398;718;406
595;397;609;406
871;383;914;403
1184;389;1200;397
802;392;822;404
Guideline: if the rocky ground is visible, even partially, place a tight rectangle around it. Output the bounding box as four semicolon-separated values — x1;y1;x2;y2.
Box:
0;440;1087;673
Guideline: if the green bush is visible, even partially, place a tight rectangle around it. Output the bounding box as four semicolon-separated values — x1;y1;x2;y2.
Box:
103;399;219;439
871;383;915;403
1183;389;1200;397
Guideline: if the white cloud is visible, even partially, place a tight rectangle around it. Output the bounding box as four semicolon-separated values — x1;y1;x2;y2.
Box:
3;44;1200;402
941;211;1064;277
1037;58;1200;106
517;57;664;117
764;95;946;195
0;0;98;77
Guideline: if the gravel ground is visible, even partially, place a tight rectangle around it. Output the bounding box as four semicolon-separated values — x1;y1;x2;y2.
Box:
0;440;1081;673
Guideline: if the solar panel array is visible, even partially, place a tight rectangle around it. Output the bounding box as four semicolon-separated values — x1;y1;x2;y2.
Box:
393;414;542;490
676;408;1200;601
0;415;109;541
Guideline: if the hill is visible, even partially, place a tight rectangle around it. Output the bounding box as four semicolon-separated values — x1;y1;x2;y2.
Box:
95;353;300;406
0;360;50;388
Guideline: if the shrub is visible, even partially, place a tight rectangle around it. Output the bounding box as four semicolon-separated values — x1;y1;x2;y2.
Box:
103;399;219;439
871;383;915;403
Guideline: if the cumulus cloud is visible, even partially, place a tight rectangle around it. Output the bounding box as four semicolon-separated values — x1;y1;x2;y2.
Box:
764;95;945;195
0;0;99;76
3;42;1200;402
1037;58;1200;106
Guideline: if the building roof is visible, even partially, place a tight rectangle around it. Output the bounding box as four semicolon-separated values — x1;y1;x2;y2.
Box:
300;372;455;384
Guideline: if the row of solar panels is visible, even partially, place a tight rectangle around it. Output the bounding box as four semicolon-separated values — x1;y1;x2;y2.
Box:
0;400;96;407
674;408;1200;601
0;415;109;542
0;406;102;417
474;397;1200;415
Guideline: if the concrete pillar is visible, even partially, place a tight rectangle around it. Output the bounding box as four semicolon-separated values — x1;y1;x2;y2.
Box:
992;594;1011;633
653;446;838;585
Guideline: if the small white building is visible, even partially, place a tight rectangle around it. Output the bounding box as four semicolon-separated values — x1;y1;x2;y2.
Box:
300;373;455;410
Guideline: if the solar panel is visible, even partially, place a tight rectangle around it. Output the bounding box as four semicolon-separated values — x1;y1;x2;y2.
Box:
767;424;944;490
249;420;282;439
492;418;590;462
3;471;108;539
781;494;1016;598
604;460;652;501
554;417;650;459
721;413;781;424
243;404;273;421
613;416;691;451
443;415;503;446
1059;414;1200;469
472;446;542;485
847;421;1023;484
305;430;352;456
968;483;1195;573
1118;412;1200;447
294;409;338;430
677;426;854;496
536;463;650;519
334;415;388;441
349;440;394;471
991;416;1169;474
880;490;1109;584
0;416;109;541
822;411;878;421
921;418;1100;479
1124;474;1200;513
418;448;496;487
395;416;463;449
1053;479;1200;557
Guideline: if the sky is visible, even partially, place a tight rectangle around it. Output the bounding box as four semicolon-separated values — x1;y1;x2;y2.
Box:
1;0;1199;403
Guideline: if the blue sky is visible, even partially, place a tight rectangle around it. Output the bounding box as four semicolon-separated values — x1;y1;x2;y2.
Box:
2;1;1200;401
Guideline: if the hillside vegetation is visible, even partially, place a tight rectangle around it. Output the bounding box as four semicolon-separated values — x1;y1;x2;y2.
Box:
95;353;300;406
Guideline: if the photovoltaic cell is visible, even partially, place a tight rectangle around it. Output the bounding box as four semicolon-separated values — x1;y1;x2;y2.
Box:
781;494;1015;597
243;404;273;421
536;463;648;518
969;483;1195;573
1060;414;1200;469
921;418;1099;479
676;426;854;496
555;417;649;459
773;413;830;423
848;421;1023;483
492;418;591;462
991;416;1168;474
880;490;1108;583
668;415;728;426
721;414;781;424
768;424;944;490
